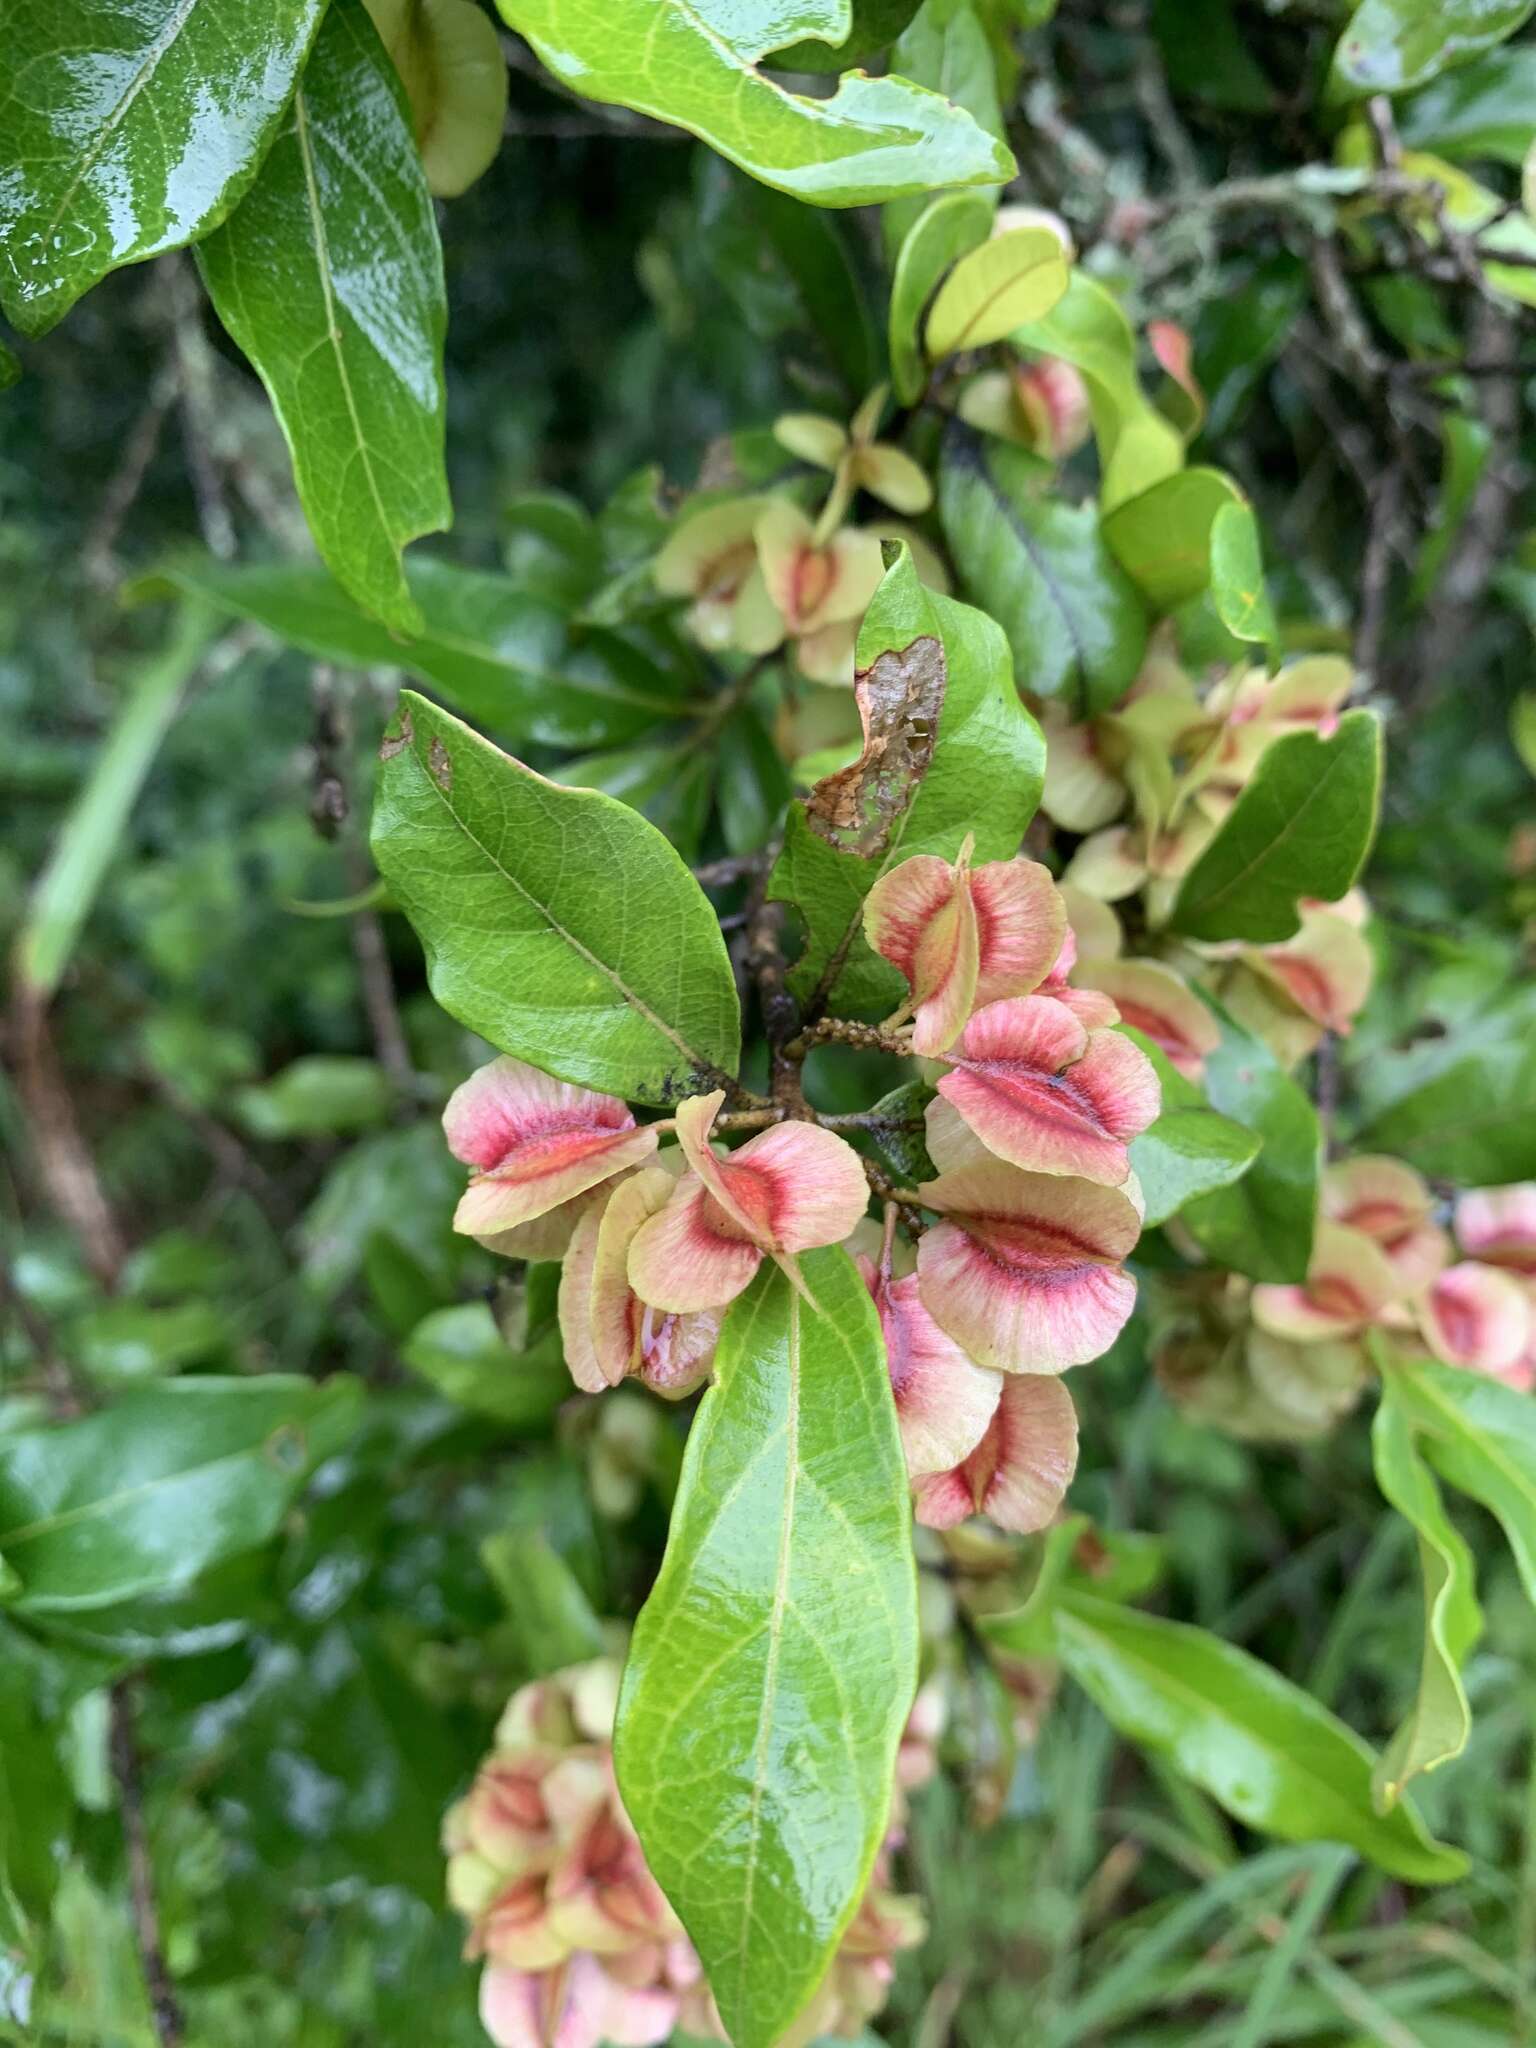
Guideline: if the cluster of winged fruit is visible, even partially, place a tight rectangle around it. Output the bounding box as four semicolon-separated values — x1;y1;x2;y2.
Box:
441;836;1164;1537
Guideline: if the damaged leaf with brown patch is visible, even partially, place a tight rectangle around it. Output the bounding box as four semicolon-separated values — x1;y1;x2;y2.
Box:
808;634;944;859
770;547;1047;1016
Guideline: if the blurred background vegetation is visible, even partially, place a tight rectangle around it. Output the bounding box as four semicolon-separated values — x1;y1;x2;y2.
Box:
6;3;1536;2043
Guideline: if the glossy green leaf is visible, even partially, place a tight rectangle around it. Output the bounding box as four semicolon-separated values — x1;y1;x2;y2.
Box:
0;1;326;335
1123;1031;1261;1227
363;0;509;197
1011;272;1185;512
940;425;1150;715
1210;499;1280;651
371;692;741;1103
923;227;1069;361
1332;0;1535;97
1170;710;1384;943
614;1249;918;2048
1399;46;1536;162
497;0;1014;207
772;0;924;68
1181;998;1320;1284
1104;469;1248;611
887;192;994;403
1053;1593;1467;1883
880;0;1008;251
1370;1379;1481;1809
1381;1351;1536;1604
769;547;1047;1012
401;1303;571;1426
0;1377;360;1614
64;1302;228;1387
197;0;450;635
148;558;694;750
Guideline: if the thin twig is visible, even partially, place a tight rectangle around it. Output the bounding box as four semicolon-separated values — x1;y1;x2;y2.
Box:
161;255;235;560
110;1681;185;2048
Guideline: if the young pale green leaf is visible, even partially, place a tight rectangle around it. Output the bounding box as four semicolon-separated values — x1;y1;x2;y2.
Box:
923;227;1069;362
1209;499;1279;651
768;547;1047;1012
362;0;508;196
1103;468;1249;611
614;1249;918;2048
197;0;450;635
940;425;1150;715
497;0;1014;207
1011;272;1185;511
887;192;994;403
1354;991;1536;1182
1054;1593;1467;1884
1120;1029;1260;1227
1370;1382;1481;1811
1332;0;1535;97
1382;1352;1536;1605
880;0;1007;253
1181;998;1320;1284
1170;710;1384;943
402;1303;570;1426
370;692;741;1104
0;1;326;335
147;558;694;750
0;1378;360;1613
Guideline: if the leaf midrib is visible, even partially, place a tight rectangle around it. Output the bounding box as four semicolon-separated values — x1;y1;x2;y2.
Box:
730;1286;801;2008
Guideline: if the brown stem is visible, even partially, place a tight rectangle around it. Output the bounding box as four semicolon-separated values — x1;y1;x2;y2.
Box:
8;986;125;1288
110;1681;185;2048
783;1017;914;1061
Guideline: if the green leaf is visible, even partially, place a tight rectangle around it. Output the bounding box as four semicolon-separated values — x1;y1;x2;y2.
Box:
0;1;327;335
481;1527;606;1673
614;1249;918;2048
772;0;925;69
0;340;19;392
1123;1031;1261;1228
1011;272;1185;512
371;691;741;1103
1381;1351;1536;1605
559;742;715;863
1332;0;1535;97
401;1303;570;1426
15;602;216;1001
1181;998;1320;1284
1169;710;1384;943
235;1055;393;1138
769;547;1047;1011
887;192;994;403
1399;46;1536;162
1103;469;1249;612
1370;1380;1481;1810
1355;991;1536;1182
0;1377;360;1613
197;0;450;634
940;425;1150;715
1209;500;1279;651
881;0;1007;252
65;1302;228;1387
497;0;1014;207
146;557;694;750
1052;1593;1467;1883
923;226;1069;361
